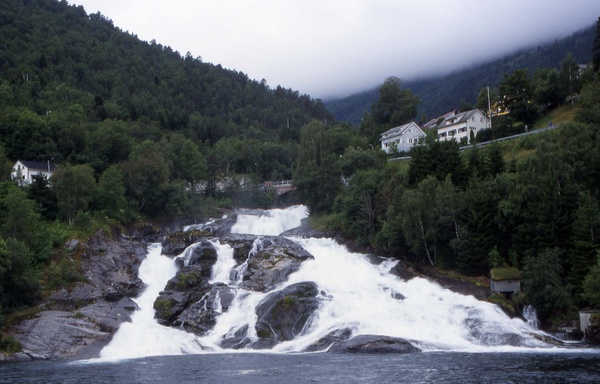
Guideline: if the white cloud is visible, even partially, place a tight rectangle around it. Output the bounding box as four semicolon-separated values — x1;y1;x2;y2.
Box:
75;0;600;99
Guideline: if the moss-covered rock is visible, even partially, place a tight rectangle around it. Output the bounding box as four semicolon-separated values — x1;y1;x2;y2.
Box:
254;282;320;343
239;237;313;292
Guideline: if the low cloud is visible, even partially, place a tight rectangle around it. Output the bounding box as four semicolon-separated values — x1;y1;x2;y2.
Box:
76;0;599;99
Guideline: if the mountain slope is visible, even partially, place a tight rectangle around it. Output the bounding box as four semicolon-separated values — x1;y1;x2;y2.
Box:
0;0;332;148
326;25;594;125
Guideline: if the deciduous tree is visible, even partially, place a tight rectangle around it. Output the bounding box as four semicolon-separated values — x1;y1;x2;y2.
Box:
51;164;97;224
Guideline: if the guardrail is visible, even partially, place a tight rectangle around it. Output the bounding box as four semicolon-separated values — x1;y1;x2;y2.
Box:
389;124;561;161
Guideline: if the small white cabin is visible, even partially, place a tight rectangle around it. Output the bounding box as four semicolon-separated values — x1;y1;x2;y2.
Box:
11;160;57;186
490;267;521;295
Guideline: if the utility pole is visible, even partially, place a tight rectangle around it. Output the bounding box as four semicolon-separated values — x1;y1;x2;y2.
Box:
487;86;492;130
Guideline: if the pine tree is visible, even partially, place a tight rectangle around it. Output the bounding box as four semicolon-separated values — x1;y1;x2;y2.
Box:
593;16;600;73
569;191;600;302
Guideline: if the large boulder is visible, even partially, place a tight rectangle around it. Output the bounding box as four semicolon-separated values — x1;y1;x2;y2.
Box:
153;265;211;326
173;283;236;335
240;237;313;292
161;230;209;256
305;328;353;352
154;235;253;333
254;282;320;343
327;335;421;354
219;233;257;263
464;317;524;346
173;240;219;277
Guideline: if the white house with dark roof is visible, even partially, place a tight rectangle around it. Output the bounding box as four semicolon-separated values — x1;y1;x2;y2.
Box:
436;109;490;144
11;160;57;186
380;122;425;154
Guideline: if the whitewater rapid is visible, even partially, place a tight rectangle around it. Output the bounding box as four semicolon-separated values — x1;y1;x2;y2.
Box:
97;204;555;361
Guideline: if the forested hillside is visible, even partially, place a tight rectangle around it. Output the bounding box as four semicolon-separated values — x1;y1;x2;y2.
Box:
327;25;594;125
0;0;332;176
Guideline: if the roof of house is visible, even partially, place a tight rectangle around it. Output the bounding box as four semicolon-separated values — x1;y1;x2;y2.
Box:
490;267;521;281
380;121;422;138
422;110;459;130
425;109;487;130
438;109;481;128
16;160;58;172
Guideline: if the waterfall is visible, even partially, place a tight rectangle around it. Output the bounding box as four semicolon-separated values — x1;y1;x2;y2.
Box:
97;244;204;361
231;205;307;235
523;305;540;330
269;238;542;352
98;205;549;361
209;240;236;284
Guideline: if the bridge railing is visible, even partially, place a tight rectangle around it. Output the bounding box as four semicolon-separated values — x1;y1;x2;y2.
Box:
264;180;293;188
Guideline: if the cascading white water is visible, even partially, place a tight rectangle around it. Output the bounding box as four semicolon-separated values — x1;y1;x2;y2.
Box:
209;240;236;284
98;204;550;361
272;238;544;352
523;305;540;330
97;244;204;361
231;205;307;235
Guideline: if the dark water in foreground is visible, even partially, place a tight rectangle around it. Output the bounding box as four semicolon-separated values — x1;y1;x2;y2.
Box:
1;352;600;383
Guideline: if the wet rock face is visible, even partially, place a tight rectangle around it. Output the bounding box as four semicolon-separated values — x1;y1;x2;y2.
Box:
254;282;320;342
465;317;524;346
11;229;148;361
327;335;421;354
161;231;209;256
173;240;219;278
239;236;313;292
153;234;316;338
154;265;211;326
175;283;236;335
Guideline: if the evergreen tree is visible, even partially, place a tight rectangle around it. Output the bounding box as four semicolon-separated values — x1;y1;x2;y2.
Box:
569;191;600;302
522;248;573;325
460;179;499;275
0;238;40;314
593;16;600;73
582;253;600;307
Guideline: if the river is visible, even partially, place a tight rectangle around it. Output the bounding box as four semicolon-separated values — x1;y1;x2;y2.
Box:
2;352;600;383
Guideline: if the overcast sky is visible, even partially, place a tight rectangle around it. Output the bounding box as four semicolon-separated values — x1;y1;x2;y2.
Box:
73;0;599;100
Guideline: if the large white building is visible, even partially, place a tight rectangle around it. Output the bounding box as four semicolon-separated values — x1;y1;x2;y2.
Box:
436;109;490;144
380;122;425;154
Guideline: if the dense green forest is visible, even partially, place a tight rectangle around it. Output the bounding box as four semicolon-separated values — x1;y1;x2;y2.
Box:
0;0;332;178
1;0;600;347
327;25;595;126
